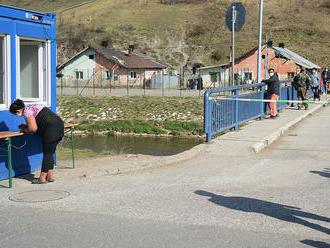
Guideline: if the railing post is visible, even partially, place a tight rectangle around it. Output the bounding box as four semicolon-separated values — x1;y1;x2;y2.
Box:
235;88;240;131
260;84;265;119
204;90;212;142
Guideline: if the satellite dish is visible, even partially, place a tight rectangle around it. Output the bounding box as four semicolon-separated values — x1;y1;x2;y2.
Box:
226;2;246;32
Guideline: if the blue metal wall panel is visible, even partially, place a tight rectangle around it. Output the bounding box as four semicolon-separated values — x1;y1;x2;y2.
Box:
0;5;56;180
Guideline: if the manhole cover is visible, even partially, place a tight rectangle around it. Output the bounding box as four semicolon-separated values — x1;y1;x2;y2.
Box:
9;190;70;203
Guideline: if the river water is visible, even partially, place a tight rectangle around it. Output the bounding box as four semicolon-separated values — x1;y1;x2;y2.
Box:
69;135;204;156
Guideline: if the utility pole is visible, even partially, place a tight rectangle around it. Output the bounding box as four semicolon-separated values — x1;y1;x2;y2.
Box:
265;35;269;79
257;0;264;84
231;5;236;86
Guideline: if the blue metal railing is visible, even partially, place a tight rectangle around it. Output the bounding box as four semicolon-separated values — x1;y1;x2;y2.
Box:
204;81;298;142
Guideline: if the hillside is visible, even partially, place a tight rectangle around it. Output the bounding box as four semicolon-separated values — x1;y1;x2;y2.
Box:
1;0;329;68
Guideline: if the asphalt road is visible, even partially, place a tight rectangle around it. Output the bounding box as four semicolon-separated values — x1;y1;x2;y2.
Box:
0;107;329;248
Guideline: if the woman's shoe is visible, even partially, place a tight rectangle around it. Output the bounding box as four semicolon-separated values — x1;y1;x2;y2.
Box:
47;178;55;183
31;178;47;184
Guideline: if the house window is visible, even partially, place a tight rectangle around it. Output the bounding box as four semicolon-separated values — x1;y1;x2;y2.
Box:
244;72;253;80
0;35;10;108
129;71;137;79
17;38;51;104
89;54;95;60
106;70;112;80
209;72;218;83
75;71;84;80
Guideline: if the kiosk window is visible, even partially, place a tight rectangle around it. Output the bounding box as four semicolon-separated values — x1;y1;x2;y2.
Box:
0;37;4;104
0;35;10;108
18;38;51;104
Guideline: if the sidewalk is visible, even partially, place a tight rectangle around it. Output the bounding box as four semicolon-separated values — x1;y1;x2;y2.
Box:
0;100;325;189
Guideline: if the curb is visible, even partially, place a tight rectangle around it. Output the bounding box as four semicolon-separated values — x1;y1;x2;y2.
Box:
250;104;325;153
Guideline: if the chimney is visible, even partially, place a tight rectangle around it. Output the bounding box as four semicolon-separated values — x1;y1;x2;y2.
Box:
128;44;135;54
279;42;285;48
267;40;273;48
101;40;109;48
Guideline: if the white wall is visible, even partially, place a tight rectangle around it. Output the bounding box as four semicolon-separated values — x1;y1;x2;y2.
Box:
61;48;97;82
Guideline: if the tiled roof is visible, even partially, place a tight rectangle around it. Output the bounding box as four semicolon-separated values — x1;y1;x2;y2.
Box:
57;45;166;70
94;45;166;69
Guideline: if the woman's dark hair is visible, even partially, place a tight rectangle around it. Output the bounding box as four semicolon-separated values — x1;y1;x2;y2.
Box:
9;99;25;114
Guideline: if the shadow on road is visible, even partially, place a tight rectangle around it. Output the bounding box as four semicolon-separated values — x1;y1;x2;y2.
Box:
300;239;330;248
310;168;330;179
194;190;330;235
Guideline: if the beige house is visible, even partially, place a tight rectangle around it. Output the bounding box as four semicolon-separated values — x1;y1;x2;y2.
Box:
57;45;167;87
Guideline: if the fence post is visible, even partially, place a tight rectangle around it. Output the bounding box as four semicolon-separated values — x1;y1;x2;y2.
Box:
235;88;240;131
161;71;164;97
93;70;95;96
143;70;146;96
109;72;112;93
60;77;63;96
127;70;129;96
76;79;78;96
179;68;182;97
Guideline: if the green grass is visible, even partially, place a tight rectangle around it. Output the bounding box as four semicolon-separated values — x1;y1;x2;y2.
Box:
58;96;204;136
163;121;203;136
80;120;166;135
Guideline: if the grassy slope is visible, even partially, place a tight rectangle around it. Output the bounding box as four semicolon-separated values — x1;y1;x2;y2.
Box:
1;0;329;67
58;96;204;136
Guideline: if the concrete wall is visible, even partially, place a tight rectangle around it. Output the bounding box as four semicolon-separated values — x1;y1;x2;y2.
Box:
199;67;230;88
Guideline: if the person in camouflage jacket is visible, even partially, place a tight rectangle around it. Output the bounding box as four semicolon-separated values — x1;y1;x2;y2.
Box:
293;67;311;110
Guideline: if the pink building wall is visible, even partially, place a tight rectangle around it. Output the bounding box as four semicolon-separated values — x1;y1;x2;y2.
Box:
233;47;298;81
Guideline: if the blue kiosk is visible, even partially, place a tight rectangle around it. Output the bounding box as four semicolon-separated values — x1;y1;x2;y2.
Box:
0;5;57;185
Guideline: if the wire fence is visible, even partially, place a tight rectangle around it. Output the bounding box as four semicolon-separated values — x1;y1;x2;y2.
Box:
56;68;234;98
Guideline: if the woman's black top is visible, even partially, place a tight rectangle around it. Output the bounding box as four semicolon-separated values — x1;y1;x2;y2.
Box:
35;107;64;143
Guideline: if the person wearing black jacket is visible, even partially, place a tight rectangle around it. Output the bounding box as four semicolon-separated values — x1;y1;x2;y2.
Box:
262;68;280;118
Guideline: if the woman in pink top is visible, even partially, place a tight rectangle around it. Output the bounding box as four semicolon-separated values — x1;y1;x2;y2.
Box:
10;99;64;184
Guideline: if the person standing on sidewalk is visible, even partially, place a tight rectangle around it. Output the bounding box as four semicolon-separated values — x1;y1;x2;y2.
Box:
262;68;280;119
293;66;311;110
321;67;329;95
310;68;321;101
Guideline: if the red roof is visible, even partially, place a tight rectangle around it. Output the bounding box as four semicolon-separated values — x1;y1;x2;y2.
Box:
94;46;166;69
57;45;167;71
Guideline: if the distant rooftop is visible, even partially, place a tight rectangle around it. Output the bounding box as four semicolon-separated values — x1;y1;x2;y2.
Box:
58;45;167;70
273;46;320;69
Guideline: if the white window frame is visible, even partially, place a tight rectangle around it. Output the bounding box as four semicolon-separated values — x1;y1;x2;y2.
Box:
106;70;112;80
75;71;84;80
0;34;11;110
129;71;137;80
244;72;253;80
16;36;51;106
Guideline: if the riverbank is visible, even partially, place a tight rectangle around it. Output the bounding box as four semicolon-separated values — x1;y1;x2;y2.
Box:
58;96;204;137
